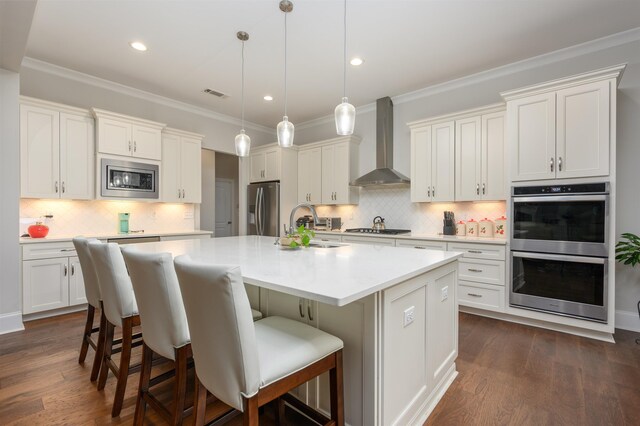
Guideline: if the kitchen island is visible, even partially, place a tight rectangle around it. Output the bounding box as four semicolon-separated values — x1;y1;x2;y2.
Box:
128;236;462;426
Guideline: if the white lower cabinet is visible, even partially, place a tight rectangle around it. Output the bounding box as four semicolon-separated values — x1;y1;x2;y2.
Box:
458;281;505;311
22;255;86;314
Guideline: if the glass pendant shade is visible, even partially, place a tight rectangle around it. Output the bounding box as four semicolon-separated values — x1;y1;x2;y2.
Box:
335;97;355;135
235;129;251;157
277;116;295;148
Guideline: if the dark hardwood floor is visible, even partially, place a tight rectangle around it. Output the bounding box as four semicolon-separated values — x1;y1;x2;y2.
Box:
0;311;638;425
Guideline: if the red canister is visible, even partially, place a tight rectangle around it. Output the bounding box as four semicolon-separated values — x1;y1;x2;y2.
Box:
28;222;49;238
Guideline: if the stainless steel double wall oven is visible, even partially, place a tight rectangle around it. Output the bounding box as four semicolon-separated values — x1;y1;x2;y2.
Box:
510;183;609;322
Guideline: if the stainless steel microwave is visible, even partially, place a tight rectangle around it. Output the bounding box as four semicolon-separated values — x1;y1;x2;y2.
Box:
101;158;159;199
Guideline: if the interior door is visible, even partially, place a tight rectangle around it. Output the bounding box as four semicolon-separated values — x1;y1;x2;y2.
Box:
431;121;455;202
215;179;233;237
59;113;94;200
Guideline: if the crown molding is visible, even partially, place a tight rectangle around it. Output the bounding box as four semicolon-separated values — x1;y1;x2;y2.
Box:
296;26;640;131
20;57;276;136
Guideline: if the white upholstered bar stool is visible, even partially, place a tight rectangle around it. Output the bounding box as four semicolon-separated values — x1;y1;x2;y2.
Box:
174;255;345;426
88;240;143;417
72;237;105;382
121;248;193;426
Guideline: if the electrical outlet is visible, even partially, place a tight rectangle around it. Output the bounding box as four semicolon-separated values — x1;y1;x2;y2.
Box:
403;306;415;327
183;209;194;220
441;286;448;302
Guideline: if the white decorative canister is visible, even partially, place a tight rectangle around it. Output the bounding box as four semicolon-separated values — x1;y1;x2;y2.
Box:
494;216;507;238
455;220;466;236
466;219;478;237
479;218;494;238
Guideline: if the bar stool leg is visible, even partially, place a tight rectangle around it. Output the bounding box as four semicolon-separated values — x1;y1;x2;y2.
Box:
171;346;189;425
243;396;259;426
134;342;153;426
90;308;107;382
97;321;115;391
79;305;95;364
112;316;133;417
329;350;344;426
193;376;208;426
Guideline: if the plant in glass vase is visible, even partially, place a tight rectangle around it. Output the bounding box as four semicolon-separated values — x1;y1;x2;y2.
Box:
615;232;640;344
279;225;315;248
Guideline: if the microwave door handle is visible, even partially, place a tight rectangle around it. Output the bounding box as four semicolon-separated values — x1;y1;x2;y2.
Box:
513;194;608;203
512;251;606;264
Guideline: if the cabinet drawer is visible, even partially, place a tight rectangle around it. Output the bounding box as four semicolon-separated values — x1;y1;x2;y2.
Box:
22;242;77;260
459;281;505;312
446;242;505;260
458;259;505;286
341;236;396;246
395;239;447;251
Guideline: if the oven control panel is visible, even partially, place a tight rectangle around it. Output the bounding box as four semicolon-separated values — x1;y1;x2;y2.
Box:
512;182;608;196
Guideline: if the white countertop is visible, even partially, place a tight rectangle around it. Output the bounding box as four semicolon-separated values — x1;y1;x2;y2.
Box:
314;230;508;245
126;235;462;307
19;230;213;244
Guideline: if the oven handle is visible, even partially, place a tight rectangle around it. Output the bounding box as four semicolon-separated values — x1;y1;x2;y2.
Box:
513;194;608;203
511;251;606;264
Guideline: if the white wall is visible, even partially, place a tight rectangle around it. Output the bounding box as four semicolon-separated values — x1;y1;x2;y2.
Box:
295;35;640;329
19;62;275;154
0;69;23;334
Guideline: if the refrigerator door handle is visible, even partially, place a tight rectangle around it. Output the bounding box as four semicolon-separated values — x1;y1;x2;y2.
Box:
259;187;267;236
255;187;262;236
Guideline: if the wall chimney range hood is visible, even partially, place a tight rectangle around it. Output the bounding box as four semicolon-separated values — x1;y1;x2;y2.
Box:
350;97;410;187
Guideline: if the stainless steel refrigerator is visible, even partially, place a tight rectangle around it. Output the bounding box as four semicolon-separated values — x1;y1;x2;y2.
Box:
247;181;280;237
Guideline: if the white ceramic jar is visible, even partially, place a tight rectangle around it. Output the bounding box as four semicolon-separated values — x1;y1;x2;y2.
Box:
479;218;494;238
466;219;478;237
455;221;466;236
494;216;507;238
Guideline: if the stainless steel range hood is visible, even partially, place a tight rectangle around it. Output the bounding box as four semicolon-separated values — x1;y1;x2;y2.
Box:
350;97;410;187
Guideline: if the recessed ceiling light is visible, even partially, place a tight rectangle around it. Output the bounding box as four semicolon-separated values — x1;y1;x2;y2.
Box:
129;41;147;52
350;57;364;66
263;95;274;101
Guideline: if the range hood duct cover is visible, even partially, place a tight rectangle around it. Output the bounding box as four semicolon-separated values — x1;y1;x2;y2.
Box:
350;97;410;187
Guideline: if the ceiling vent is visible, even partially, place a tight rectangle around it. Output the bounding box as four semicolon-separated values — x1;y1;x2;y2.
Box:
203;88;229;99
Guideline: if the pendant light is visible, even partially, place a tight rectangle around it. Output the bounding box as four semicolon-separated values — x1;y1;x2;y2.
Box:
335;0;355;135
277;0;294;148
235;31;251;157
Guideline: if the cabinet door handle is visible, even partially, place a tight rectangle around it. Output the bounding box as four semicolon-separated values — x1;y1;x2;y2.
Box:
55;181;59;193
178;189;181;198
476;184;479;195
550;157;554;172
427;186;431;197
60;248;75;252
71;265;75;275
129;141;132;152
482;183;485;195
182;189;185;198
468;268;484;273
62;182;66;194
64;265;68;277
134;141;137;152
468;250;483;254
414;246;426;250
432;187;435;197
299;299;305;318
307;304;314;321
558;157;562;172
467;293;483;298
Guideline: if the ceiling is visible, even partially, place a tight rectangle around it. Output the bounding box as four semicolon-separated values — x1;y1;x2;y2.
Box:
25;1;640;128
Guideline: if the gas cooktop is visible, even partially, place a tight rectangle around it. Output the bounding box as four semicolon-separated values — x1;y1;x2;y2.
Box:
345;228;411;235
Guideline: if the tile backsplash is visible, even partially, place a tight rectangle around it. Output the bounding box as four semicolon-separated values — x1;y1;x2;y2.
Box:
315;187;507;235
20;199;195;237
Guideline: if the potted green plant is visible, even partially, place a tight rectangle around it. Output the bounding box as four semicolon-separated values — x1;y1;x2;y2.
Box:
279;225;315;248
615;233;640;344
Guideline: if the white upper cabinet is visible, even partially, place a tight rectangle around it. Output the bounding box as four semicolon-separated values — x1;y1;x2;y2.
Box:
93;108;165;161
250;148;281;183
556;80;610;179
20;98;94;200
298;148;322;204
409;121;455;203
507;93;556;182
161;128;204;203
502;65;624;182
455;111;506;201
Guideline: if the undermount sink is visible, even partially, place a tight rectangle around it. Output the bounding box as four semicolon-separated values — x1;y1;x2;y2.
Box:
307;241;345;249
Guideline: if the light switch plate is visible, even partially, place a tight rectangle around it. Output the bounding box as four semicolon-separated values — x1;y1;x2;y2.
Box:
403;306;415;327
441;286;448;302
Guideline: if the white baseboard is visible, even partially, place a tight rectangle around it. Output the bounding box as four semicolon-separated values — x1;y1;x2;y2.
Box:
0;311;24;335
615;309;640;332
